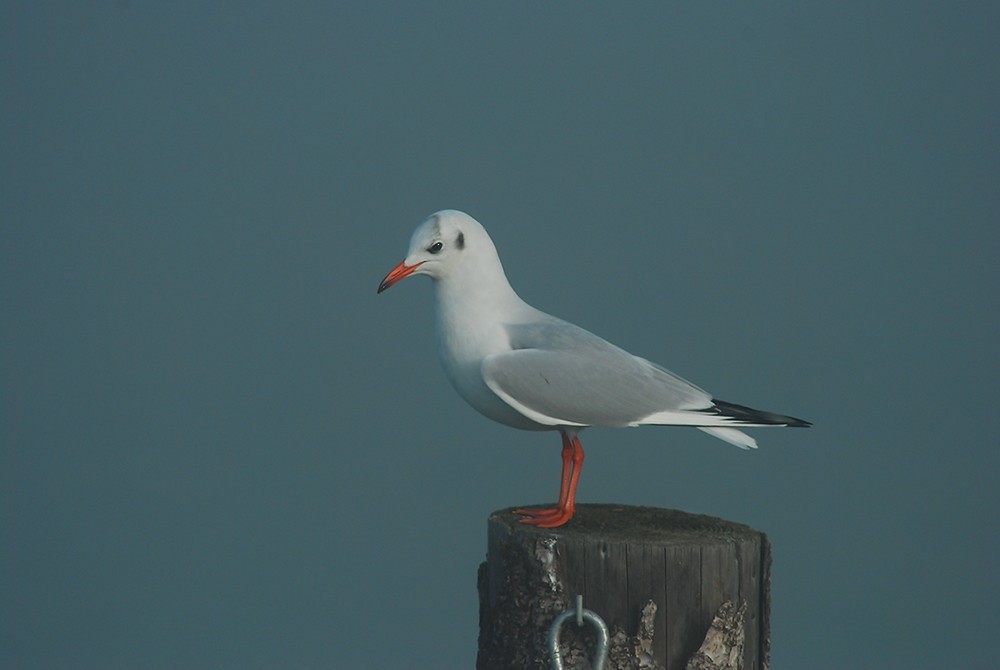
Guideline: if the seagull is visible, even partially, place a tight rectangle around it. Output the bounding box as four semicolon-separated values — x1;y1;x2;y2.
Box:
378;210;810;528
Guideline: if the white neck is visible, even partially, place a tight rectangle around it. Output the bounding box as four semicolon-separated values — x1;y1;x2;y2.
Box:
432;257;530;366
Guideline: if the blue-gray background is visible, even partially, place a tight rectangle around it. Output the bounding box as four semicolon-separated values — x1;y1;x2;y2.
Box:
3;3;997;668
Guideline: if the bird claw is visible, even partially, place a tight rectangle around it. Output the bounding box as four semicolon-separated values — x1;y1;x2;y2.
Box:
515;506;574;528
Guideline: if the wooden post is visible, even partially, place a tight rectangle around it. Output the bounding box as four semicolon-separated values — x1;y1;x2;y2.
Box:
477;504;771;670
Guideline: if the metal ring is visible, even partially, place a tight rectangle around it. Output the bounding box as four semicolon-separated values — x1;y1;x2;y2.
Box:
547;598;609;670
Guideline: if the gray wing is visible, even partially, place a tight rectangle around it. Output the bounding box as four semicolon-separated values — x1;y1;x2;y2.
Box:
480;319;714;428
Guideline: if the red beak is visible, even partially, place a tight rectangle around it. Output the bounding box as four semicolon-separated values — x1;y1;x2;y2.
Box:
377;260;424;294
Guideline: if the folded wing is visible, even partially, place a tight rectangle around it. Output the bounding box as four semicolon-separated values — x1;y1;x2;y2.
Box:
481;318;809;449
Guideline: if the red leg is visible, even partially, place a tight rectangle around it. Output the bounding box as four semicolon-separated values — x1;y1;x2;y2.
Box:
514;432;573;519
516;432;584;528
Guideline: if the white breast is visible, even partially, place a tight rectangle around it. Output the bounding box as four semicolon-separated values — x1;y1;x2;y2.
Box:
433;286;550;432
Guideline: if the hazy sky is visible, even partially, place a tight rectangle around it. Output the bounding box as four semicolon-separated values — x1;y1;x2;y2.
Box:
3;3;998;668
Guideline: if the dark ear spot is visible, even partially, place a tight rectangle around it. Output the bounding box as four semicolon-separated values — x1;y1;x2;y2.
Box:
456;231;465;250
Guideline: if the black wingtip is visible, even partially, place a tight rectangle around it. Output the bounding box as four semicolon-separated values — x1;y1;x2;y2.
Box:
707;399;812;427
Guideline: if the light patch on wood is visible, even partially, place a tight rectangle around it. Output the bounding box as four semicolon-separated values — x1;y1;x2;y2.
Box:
685;601;747;670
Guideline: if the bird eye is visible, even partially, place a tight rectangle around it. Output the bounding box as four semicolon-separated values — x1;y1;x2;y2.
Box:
428;241;444;254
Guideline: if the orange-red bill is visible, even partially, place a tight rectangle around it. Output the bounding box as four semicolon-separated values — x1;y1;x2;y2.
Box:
377;260;424;294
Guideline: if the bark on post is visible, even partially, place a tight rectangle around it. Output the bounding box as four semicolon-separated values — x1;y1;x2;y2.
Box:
477;505;771;670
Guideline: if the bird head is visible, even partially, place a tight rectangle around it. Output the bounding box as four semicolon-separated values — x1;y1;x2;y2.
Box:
378;210;494;293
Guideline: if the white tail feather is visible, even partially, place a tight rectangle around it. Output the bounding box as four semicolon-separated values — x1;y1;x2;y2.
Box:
699;427;758;450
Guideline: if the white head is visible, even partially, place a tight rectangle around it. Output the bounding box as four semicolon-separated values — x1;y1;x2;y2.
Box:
377;210;503;293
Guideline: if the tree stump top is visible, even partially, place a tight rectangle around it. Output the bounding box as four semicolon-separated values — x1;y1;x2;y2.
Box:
490;504;760;544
